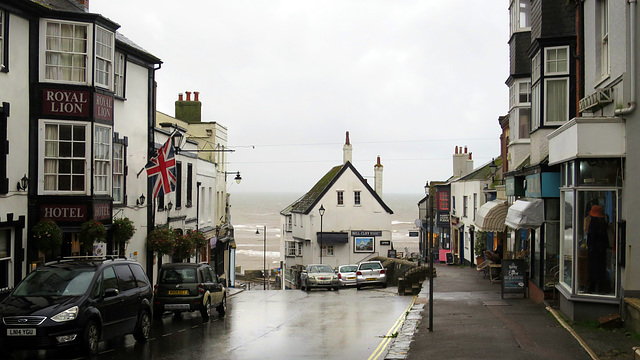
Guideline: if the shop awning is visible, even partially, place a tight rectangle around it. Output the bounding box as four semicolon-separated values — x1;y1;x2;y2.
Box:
317;232;348;244
475;200;509;232
505;199;544;229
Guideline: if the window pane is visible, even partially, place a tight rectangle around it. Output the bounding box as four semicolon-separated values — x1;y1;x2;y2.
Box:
519;108;530;139
44;21;88;83
561;191;573;288
546;79;568;123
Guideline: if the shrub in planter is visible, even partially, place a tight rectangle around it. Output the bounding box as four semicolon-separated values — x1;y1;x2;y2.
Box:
113;217;136;249
173;233;195;261
185;229;207;249
79;219;107;254
475;231;488;257
147;225;175;255
32;220;63;253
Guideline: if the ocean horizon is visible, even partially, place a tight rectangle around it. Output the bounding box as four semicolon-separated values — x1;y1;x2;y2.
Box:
229;192;423;272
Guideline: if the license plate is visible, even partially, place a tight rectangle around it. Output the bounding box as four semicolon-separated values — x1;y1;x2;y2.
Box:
319;281;330;285
367;278;377;281
347;277;356;280
168;290;188;295
8;328;36;336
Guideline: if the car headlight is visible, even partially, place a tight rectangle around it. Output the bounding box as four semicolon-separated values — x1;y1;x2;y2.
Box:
51;306;79;322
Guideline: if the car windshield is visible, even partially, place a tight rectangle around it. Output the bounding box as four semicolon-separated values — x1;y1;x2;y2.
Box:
308;265;333;273
340;266;357;273
360;263;382;270
13;266;96;296
160;268;198;284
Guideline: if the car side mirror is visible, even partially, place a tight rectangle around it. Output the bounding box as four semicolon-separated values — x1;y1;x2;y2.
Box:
103;288;119;298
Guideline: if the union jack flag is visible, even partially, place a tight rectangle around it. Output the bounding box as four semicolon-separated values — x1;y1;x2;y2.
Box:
145;137;176;198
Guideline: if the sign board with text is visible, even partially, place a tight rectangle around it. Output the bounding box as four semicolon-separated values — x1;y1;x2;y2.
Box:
501;259;527;298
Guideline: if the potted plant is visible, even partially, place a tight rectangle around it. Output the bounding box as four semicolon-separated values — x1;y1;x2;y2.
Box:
474;231;488;265
32;219;63;253
79;219;107;254
113;217;136;255
147;225;175;256
173;232;195;261
185;229;207;253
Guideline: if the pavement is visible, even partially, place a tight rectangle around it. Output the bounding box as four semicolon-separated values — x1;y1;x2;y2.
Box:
385;263;640;360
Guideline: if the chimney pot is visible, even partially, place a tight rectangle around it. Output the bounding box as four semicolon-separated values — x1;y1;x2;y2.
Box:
186;91;191;101
178;93;183;101
464;146;468;154
455;146;458;154
377;156;381;166
194;91;200;102
345;131;350;145
469;152;472;160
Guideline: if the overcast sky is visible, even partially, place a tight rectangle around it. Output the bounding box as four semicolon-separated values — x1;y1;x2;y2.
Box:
92;0;509;195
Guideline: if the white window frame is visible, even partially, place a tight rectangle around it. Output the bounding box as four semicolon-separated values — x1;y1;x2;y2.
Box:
337;190;344;206
532;52;541;83
510;0;531;35
544;46;570;76
40;19;92;84
0;9;5;70
296;241;302;256
544;77;570;125
322;245;334;257
113;51;125;97
94;26;114;89
509;79;531;141
531;82;541;130
93;125;112;195
112;142;124;204
39;119;90;195
286;241;296;257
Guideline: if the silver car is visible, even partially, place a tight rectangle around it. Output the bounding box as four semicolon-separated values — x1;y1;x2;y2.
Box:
337;264;358;287
356;261;387;289
300;264;339;291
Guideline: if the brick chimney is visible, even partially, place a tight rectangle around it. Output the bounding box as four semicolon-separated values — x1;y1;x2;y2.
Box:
343;131;353;164
175;91;202;123
374;156;383;197
74;0;89;12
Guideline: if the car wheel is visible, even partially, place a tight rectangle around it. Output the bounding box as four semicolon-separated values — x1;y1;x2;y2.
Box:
133;311;151;342
216;295;227;316
201;298;211;321
82;320;100;356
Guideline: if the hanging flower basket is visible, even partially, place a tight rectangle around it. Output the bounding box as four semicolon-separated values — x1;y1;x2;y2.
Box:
32;220;63;253
173;232;195;261
113;217;136;248
185;229;207;250
79;219;107;254
147;225;175;255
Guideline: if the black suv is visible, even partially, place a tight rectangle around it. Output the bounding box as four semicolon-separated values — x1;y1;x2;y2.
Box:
0;257;153;356
154;263;226;321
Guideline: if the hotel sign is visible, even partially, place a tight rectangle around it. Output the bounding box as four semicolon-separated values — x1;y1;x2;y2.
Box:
94;93;113;123
351;231;382;237
93;203;111;220
42;89;90;117
41;204;88;222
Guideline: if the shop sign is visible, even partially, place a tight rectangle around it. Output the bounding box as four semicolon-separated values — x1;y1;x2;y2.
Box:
93;203;111;220
351;230;382;237
94;93;113;123
380;240;391;245
41;204;88;222
42;89;90;117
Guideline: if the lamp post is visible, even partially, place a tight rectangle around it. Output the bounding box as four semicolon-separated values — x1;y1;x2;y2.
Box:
319;205;325;264
256;226;267;290
424;182;434;332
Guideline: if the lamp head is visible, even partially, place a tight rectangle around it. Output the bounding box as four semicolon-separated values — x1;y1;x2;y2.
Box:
171;131;184;151
17;174;28;191
319;204;325;216
424;181;430;195
234;171;242;184
166;201;173;211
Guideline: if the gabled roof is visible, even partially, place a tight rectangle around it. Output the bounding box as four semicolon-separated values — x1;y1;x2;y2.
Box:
281;161;393;216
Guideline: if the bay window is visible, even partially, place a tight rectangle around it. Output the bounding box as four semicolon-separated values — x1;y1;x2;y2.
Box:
93;125;111;194
510;0;531;35
509;80;531;140
43;121;88;193
44;20;89;83
95;26;114;89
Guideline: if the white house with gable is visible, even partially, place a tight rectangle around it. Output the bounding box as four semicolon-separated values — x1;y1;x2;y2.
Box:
280;132;393;289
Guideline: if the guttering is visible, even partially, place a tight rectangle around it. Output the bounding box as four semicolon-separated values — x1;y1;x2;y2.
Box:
615;0;637;116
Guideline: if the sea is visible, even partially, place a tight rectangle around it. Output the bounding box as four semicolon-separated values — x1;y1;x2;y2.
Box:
229;192;423;272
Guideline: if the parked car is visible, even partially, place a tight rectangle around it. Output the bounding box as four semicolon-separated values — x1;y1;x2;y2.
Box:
153;263;226;321
336;265;358;287
0;257;153;356
356;261;387;289
300;264;340;291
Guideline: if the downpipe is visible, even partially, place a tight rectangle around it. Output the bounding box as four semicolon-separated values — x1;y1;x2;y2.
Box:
615;0;637;116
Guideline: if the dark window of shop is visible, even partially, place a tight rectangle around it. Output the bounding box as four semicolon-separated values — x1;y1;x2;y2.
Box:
175;161;182;209
0;102;7;194
186;163;193;207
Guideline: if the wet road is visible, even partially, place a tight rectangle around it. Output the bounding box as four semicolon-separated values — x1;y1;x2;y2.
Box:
10;287;414;360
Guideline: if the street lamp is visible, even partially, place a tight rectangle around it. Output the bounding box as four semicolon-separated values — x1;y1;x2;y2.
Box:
319;205;325;264
225;171;242;184
424;181;434;332
256;226;266;290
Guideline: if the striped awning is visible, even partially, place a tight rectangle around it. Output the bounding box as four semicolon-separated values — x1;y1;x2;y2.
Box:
475;200;509;232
